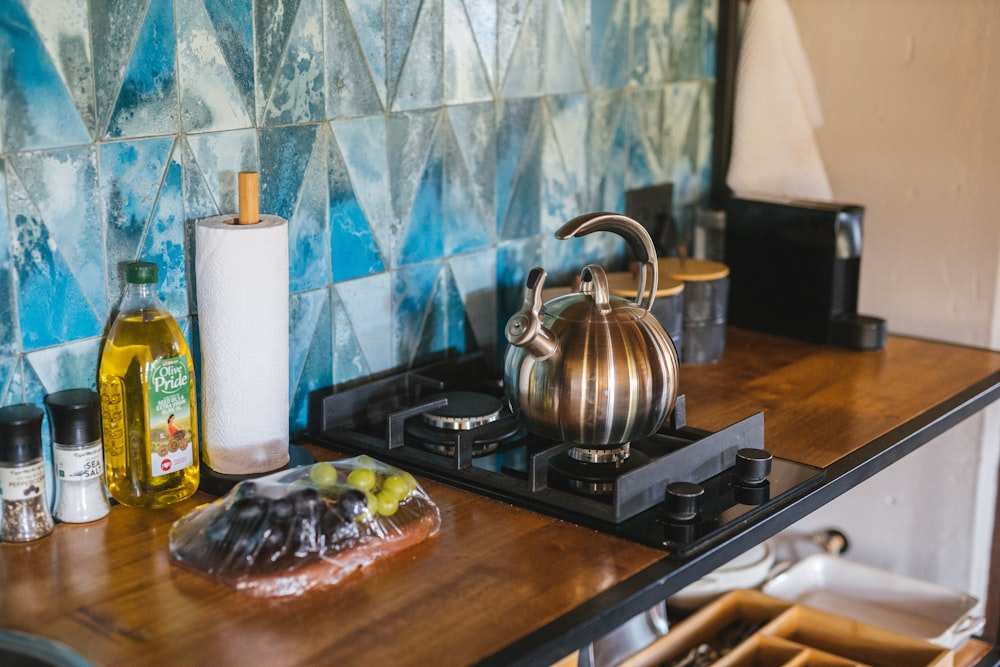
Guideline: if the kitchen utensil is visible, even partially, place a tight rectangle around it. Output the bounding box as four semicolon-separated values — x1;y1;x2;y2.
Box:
503;212;680;447
762;553;983;649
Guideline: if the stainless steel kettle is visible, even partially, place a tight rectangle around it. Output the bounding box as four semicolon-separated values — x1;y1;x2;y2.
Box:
503;212;680;447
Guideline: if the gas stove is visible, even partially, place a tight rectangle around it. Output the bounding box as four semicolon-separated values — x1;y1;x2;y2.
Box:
306;353;824;556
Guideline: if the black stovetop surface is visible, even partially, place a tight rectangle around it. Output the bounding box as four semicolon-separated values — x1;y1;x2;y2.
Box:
306;353;825;557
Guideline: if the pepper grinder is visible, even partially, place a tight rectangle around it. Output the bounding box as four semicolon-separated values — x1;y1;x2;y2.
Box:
0;404;54;542
45;389;110;523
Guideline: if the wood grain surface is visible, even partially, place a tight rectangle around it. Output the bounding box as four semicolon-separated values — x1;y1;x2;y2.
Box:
3;329;1000;666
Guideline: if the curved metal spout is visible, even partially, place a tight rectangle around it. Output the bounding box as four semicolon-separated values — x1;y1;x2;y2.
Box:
505;267;558;359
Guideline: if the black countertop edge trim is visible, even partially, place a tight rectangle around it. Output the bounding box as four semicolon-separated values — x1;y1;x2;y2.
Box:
475;369;1000;667
975;645;1000;667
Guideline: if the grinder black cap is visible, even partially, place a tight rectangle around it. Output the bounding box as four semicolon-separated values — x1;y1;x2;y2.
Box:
0;404;45;464
44;389;101;447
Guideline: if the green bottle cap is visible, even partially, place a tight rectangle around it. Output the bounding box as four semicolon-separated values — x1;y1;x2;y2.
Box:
125;261;158;284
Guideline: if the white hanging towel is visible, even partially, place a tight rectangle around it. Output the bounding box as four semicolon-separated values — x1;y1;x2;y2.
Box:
726;0;833;201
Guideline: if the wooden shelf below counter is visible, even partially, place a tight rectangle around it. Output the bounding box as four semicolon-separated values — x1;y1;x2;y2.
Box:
3;328;1000;666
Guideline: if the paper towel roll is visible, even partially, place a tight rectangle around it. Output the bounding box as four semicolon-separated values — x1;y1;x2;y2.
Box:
196;214;290;474
726;0;833;201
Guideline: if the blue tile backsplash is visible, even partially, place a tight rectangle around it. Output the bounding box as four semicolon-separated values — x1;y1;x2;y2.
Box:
0;0;716;439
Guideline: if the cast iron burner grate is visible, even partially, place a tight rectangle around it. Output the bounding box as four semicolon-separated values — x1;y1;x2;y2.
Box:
305;353;825;557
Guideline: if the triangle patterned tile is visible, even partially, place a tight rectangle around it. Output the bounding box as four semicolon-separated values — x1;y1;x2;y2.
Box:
390;0;443;111
330;116;391;271
631;0;670;85
587;89;629;212
138;140;189;317
542;0;587;94
442;104;494;255
393;262;439;368
288;129;332;292
331;286;368;386
262;0;324;125
259;124;318;222
447;248;496;353
414;264;465;365
329;125;385;281
498;0;543;98
337;272;392;376
673;80;713;205
6;160;102;351
0;356;17;405
343;0;387;108
628;86;670;187
89;0;146;139
202;0;256;121
459;0;498;91
669;0;706;82
177;0;254;132
20;0;96;136
8;147;105;322
184;129;259;220
182;139;220;227
100;136;177;306
497;98;542;240
105;0;179;139
541;94;587;234
0;163;15;356
0;0;91;150
24;338;102;394
254;0;303;121
289;288;332;432
590;0;630;90
388;110;444;266
444;0;493;104
326;0;384;119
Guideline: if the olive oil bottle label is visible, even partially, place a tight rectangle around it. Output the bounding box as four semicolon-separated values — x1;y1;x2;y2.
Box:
147;356;194;477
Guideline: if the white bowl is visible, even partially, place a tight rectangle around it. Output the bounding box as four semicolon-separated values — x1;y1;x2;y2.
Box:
668;540;776;610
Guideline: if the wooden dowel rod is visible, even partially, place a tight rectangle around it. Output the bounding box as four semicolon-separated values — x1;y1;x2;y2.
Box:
238;171;260;224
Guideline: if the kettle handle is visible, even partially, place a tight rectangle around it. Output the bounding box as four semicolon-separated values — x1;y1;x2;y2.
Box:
556;212;658;313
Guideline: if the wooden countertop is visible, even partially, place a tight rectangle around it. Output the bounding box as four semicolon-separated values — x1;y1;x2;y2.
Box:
3;329;1000;666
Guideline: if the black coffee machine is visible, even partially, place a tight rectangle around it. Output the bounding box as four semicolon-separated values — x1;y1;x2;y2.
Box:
724;196;886;350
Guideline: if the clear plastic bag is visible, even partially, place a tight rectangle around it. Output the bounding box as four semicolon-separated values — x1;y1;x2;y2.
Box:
169;456;441;596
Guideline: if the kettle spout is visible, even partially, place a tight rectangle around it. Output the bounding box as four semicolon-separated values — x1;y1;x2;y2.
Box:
505;267;558;359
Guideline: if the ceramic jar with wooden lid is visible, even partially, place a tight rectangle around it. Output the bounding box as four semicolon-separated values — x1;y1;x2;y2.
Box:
658;257;730;364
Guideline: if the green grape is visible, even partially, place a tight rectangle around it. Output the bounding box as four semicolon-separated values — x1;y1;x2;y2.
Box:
364;490;378;516
308;462;339;488
398;470;418;492
381;474;410;501
354;454;378;470
346;467;377;492
375;490;399;516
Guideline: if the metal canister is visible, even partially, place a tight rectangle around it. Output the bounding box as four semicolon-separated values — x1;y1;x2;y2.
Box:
606;271;685;356
658;257;730;364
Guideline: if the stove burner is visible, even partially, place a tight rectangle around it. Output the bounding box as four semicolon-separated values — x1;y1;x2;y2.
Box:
549;449;651;496
405;391;524;457
421;391;503;430
568;444;631;465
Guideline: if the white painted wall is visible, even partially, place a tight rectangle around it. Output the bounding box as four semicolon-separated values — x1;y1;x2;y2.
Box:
773;0;1000;609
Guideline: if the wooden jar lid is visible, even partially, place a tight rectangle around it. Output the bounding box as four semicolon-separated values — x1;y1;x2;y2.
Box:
606;271;684;298
658;257;729;281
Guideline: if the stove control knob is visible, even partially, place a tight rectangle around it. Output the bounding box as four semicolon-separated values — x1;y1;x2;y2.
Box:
664;482;704;522
735;448;772;485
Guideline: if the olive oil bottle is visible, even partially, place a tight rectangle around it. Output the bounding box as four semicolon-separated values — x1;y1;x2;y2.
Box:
99;261;199;508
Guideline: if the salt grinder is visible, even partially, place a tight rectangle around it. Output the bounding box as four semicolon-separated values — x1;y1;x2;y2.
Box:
0;404;54;541
45;389;110;523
